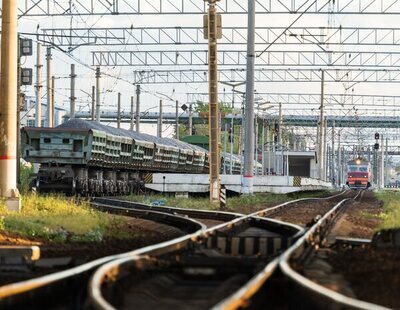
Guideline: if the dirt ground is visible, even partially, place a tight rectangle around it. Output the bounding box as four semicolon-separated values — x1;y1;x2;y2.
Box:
330;190;383;239
265;191;356;227
305;191;399;309
327;245;400;309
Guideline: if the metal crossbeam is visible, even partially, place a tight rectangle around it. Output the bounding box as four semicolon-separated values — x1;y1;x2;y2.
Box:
185;92;400;108
8;0;400;17
92;50;400;68
133;69;400;84
41;26;400;47
71;111;400;128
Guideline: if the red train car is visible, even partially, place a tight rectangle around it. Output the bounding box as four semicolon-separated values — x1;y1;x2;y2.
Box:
346;158;371;189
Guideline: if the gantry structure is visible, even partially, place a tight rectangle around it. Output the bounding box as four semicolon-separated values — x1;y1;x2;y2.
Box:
3;0;400;147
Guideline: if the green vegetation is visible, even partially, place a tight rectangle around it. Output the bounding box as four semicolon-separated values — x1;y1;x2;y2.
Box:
122;190;331;214
375;191;400;229
0;194;131;243
20;163;34;194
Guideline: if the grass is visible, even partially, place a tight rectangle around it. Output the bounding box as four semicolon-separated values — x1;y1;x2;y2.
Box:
0;194;133;243
20;163;34;195
122;190;332;214
375;191;400;230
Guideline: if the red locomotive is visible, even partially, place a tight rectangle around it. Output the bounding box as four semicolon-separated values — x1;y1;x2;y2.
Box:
346;157;371;189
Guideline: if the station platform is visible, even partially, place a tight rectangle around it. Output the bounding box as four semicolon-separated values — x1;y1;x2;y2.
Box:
144;174;332;194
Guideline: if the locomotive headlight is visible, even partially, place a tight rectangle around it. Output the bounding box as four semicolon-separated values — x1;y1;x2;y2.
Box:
356;159;361;165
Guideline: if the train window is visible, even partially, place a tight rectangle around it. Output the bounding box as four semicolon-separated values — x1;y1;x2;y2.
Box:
63;138;70;144
31;138;40;150
44;138;51;143
73;140;83;152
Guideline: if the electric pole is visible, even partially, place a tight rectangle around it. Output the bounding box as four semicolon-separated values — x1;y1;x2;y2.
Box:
205;0;221;207
318;70;325;180
130;96;135;131
70;64;76;119
380;135;384;188
158;100;163;138
117;92;121;129
51;76;55;126
331;121;335;186
35;41;42;127
175;100;179;140
243;0;256;194
91;86;95;120
188;103;193;135
95;67;101;122
135;84;141;132
0;0;21;210
46;47;52;127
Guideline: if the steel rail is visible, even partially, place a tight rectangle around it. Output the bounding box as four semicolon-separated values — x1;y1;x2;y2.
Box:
0;191;343;308
0;204;205;308
209;190;349;309
88;215;302;309
278;191;390;310
88;193;347;309
92;197;244;222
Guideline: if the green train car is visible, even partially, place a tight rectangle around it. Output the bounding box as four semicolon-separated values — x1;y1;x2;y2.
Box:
22;119;245;195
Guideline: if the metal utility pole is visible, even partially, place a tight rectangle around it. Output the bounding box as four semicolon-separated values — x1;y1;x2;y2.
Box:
117;92;121;129
46;47;52;127
188;103;193;135
267;126;271;175
385;138;389;187
0;0;20;210
158;100;163;138
51;76;55;127
323;117;328;181
262;113;266;175
331;121;335;186
278;103;282;144
35;41;42;127
70;64;76;119
135;84;141;132
95;67;101;122
318;70;325;180
91;86;96;120
223;123;227;174
205;0;221;206
254;106;259;176
243;0;256;194
337;131;341;187
373;146;378;186
380;135;384;188
175;100;179;139
130;96;135;131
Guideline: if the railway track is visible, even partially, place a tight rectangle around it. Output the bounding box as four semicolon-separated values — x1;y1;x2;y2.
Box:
92;197;243;228
263;190;357;227
1;191;364;309
277;190;394;310
87;192;351;309
0;202;205;309
88;205;302;309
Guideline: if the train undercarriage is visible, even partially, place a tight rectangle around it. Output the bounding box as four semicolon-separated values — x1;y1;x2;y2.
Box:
34;164;144;196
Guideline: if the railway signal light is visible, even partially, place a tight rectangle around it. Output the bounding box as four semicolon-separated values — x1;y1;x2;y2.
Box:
19;38;33;56
20;68;33;85
374;143;379;150
375;132;380;140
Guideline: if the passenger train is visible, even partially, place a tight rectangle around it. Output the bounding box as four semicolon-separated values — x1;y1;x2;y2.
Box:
21;119;259;195
346;157;371;189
